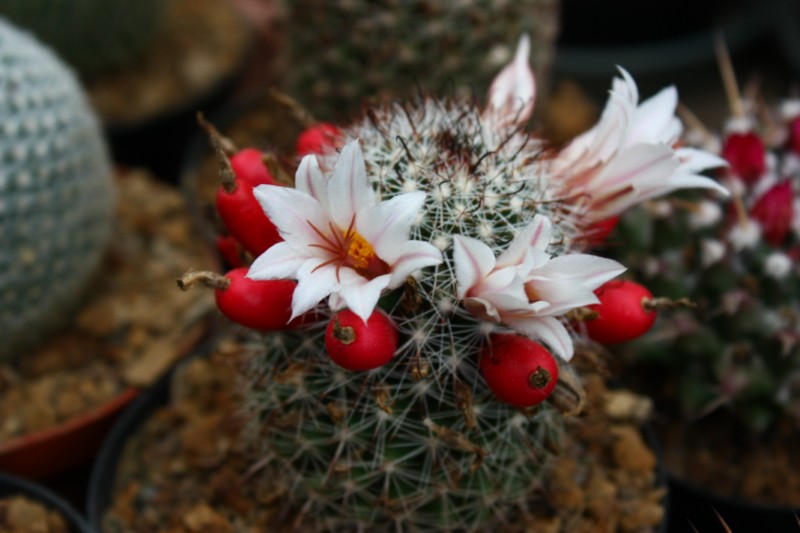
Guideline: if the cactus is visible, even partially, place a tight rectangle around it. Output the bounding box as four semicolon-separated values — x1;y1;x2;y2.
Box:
0;0;165;78
189;37;727;531
612;99;800;434
279;0;560;121
0;18;115;361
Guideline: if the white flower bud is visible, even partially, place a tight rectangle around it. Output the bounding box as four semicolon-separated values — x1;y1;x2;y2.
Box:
700;238;726;267
764;252;793;279
781;99;800;121
727;221;761;251
689;200;723;229
648;200;673;218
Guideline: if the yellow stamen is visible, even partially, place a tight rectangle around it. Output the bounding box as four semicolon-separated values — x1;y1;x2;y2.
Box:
345;230;377;269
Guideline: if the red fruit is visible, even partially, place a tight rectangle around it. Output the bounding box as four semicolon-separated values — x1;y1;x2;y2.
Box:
750;181;794;247
230;148;276;187
721;132;766;185
787;115;800;155
583;280;657;344
215;235;244;268
296;123;342;156
325;309;398;371
585;215;620;245
480;334;558;408
215;173;281;258
215;268;296;331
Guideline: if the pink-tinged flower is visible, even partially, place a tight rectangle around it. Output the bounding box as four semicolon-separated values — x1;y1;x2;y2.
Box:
550;69;728;222
248;139;443;321
721;131;766;185
750;181;794;246
453;215;626;361
483;34;535;130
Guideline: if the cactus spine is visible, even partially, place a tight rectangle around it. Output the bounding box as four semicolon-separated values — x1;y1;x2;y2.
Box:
0;18;115;360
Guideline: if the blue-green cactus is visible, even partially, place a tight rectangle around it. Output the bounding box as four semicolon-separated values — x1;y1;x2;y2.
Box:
0;18;115;361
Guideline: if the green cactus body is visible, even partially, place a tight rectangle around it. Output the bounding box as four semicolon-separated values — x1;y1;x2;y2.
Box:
0;0;164;77
615;151;800;433
0;18;114;360
241;96;582;531
281;0;559;120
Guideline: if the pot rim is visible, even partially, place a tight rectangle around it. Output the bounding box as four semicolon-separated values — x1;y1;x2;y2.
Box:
0;471;91;533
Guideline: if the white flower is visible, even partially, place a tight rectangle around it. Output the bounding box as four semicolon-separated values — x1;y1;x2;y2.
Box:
483;34;535;131
550;68;728;222
248;139;443;321
452;215;625;361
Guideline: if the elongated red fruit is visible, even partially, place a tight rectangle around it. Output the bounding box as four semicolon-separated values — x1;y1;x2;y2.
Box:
296;123;342;156
750;181;794;247
216;151;281;257
721;132;765;185
583;280;656;343
325;309;398;371
480;334;558;408
230;148;275;187
215;268;296;331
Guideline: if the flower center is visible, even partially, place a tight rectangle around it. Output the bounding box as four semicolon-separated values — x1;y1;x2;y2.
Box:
308;217;390;280
343;228;389;277
345;230;376;269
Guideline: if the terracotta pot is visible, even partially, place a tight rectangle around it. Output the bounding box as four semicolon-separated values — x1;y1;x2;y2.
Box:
0;318;212;481
0;471;90;533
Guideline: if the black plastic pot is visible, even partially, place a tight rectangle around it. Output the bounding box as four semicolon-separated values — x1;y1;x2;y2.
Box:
667;475;799;532
88;354;672;532
86;334;216;529
105;69;244;184
0;471;91;533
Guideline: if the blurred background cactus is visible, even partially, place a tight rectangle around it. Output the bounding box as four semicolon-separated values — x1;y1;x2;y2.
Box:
278;0;560;121
613;99;800;435
0;0;165;79
0;18;115;361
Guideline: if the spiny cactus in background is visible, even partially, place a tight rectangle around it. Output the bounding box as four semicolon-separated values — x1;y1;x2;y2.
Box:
279;0;560;121
612;95;800;434
0;19;114;361
183;37;727;531
0;0;165;78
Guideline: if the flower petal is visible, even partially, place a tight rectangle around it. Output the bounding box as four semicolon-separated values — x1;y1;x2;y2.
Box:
253;184;331;247
337;274;392;322
505;315;574;362
328;139;375;228
453;235;497;299
290;259;339;319
485;34;535;129
387;240;443;287
357;191;427;263
497;214;552;268
247;241;306;280
294;154;328;206
527;255;625;315
629;85;681;145
676;147;728;173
